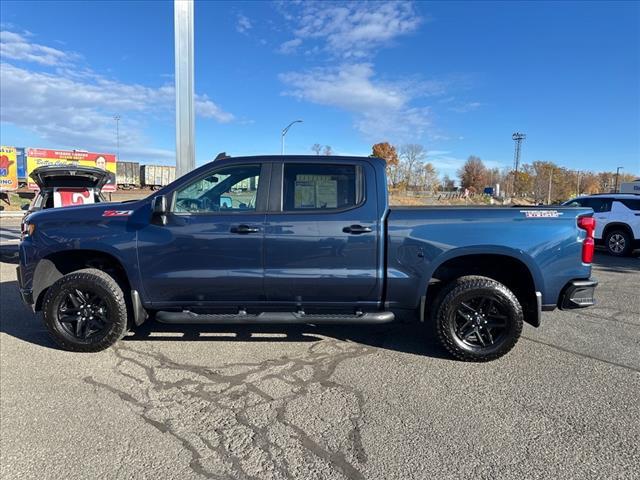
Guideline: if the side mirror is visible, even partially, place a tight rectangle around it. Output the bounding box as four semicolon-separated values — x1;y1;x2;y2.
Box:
151;195;168;225
21;204;30;211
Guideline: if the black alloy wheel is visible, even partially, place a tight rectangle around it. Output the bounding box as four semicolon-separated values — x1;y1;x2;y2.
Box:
451;295;509;348
43;268;128;352
57;288;111;340
433;275;523;362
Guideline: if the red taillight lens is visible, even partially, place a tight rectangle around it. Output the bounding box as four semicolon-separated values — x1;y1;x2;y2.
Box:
578;216;596;263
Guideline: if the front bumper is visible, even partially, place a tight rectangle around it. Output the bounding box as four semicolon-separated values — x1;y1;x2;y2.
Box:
16;265;34;305
559;279;598;309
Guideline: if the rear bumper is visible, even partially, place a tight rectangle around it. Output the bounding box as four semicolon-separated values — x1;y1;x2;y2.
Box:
559;278;598;310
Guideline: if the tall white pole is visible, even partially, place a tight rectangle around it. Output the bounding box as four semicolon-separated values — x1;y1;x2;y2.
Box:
174;0;195;177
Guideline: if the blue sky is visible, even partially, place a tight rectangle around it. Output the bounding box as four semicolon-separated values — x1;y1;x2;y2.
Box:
1;0;638;179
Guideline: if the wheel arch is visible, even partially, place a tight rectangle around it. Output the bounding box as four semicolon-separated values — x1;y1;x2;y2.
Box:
423;249;541;327
33;249;132;311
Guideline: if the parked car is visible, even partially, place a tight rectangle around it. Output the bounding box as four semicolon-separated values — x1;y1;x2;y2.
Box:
562;194;640;256
18;156;598;361
21;165;114;237
23;165;114;213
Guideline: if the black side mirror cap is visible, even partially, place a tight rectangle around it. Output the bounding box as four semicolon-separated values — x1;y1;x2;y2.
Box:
151;195;168;225
152;195;168;214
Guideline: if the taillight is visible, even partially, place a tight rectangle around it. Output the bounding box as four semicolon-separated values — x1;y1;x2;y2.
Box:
578;216;595;263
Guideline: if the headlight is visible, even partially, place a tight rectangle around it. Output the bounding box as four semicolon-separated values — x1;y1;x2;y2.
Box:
21;223;36;240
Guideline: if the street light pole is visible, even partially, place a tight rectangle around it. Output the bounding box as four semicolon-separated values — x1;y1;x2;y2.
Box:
113;114;121;160
281;120;303;155
614;166;623;193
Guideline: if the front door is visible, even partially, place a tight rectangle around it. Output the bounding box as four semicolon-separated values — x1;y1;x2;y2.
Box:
137;162;268;309
263;161;381;309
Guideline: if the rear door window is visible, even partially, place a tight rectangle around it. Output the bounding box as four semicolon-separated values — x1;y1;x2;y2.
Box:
619;199;640;211
282;164;364;211
583;198;612;212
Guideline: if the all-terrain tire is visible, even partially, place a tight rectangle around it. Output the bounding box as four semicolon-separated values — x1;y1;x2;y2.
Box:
605;229;632;257
432;275;523;362
42;268;128;352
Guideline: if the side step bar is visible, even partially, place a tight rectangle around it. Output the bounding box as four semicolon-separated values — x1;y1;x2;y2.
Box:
155;310;395;325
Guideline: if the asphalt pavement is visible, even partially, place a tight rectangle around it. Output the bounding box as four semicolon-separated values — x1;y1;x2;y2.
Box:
1;216;639;479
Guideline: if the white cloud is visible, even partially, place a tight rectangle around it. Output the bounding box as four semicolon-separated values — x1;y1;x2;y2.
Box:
0;30;78;66
195;94;235;123
278;38;302;54
236;14;252;34
277;1;421;58
280;63;441;141
449;101;482;113
0;31;235;160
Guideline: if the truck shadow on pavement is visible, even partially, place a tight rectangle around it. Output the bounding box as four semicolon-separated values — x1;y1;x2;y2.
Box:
0;278;450;360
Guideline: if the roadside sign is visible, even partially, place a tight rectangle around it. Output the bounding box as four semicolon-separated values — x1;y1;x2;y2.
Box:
0;146;19;191
26;148;117;191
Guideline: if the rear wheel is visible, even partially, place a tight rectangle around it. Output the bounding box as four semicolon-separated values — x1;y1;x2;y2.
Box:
42;268;128;352
605;229;632;256
433;276;523;362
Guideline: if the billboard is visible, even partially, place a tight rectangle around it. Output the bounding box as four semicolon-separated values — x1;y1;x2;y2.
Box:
0;146;19;191
26;148;117;191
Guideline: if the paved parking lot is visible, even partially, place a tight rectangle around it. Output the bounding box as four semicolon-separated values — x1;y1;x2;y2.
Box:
1;217;639;479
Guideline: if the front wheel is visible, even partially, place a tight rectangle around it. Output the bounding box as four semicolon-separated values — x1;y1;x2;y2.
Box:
42;268;128;352
433;276;523;362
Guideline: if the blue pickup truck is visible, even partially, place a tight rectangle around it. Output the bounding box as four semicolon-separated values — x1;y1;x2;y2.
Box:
17;156;598;361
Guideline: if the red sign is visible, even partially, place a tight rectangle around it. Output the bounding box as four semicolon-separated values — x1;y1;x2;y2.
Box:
53;188;95;207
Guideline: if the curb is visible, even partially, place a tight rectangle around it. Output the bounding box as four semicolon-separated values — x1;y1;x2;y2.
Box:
0;212;25;218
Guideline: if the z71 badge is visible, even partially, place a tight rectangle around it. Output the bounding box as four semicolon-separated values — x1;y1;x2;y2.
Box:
102;210;134;217
520;210;563;218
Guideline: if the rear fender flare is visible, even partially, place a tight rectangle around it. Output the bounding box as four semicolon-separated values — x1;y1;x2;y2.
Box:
419;245;544;299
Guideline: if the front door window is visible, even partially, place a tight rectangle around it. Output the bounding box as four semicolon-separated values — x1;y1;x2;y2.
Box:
174;164;261;213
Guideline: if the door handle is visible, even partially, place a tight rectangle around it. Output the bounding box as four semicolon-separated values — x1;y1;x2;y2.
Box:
230;224;260;234
343;224;373;234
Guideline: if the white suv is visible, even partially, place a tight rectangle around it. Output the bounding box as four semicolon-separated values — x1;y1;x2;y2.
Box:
563;194;640;256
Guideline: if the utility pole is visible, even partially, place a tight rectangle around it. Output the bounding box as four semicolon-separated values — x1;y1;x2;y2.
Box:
281;120;303;155
511;132;526;196
614;166;623;193
174;0;195;177
547;168;553;205
576;170;581;196
113;114;121;160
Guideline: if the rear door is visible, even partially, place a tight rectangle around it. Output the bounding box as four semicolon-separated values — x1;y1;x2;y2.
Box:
263;160;382;309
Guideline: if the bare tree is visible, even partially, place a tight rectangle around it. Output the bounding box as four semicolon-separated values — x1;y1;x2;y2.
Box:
417;162;439;193
311;144;322;155
323;145;333;156
442;174;455;191
399;144;426;189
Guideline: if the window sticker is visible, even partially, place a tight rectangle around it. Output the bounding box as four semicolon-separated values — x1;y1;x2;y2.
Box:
294;180;316;208
294;174;339;209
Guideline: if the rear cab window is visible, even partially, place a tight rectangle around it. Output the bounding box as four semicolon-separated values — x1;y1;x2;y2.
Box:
282;163;364;212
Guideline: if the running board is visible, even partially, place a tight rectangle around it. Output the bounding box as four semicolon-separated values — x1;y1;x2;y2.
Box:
155;310;395;325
